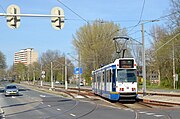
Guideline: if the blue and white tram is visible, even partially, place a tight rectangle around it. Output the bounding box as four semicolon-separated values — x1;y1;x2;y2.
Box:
92;58;138;101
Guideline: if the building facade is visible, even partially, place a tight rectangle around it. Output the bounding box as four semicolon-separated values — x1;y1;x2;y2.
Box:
14;48;38;66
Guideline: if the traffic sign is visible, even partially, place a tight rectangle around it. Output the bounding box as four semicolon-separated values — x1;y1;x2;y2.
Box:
51;7;64;30
175;74;178;81
41;75;45;79
6;4;20;29
42;71;45;75
74;67;82;75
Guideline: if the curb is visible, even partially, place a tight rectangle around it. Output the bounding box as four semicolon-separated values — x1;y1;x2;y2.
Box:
138;97;180;106
0;108;5;119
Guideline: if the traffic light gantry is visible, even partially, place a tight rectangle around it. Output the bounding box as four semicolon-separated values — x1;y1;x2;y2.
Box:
0;4;65;30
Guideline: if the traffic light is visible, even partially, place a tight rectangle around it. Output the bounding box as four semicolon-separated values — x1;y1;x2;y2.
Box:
51;7;64;30
6;5;20;29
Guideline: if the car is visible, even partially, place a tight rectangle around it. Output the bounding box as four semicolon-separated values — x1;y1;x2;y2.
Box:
55;81;60;84
79;82;84;86
4;84;19;96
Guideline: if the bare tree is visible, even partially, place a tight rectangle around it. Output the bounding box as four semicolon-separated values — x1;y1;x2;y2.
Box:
168;0;180;29
40;50;74;82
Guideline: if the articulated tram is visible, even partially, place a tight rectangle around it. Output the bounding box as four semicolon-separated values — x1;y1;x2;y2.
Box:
92;58;138;101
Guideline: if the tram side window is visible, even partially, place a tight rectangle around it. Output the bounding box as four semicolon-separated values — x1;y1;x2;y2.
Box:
97;73;101;82
95;74;97;83
107;70;111;82
106;70;108;82
93;74;96;83
102;72;104;82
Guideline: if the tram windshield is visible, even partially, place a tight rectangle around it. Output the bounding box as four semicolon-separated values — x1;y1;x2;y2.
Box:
117;69;137;82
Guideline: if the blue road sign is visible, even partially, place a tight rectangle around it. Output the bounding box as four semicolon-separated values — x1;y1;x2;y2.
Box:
74;67;82;75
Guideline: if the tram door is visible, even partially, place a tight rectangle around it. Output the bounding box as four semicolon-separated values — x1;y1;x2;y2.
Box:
100;71;104;96
112;69;116;92
97;73;101;95
104;70;107;92
95;74;98;94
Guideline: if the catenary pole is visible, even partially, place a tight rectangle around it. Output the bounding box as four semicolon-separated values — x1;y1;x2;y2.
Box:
141;23;146;96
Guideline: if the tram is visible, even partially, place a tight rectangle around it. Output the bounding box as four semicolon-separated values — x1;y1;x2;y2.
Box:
92;58;138;101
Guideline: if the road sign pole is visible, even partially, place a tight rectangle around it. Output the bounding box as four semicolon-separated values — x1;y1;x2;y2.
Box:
65;56;68;90
41;70;45;87
78;51;81;93
51;62;54;89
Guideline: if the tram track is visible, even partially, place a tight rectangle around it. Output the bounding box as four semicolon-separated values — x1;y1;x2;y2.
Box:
41;83;180;98
41;85;97;119
20;82;180;119
22;82;180;109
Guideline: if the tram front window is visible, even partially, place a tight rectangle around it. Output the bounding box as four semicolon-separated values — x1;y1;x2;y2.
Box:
117;69;137;82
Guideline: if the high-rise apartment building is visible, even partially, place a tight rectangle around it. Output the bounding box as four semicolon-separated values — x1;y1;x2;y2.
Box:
14;48;38;66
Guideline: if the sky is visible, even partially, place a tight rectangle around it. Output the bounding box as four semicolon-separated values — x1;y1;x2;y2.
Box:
0;0;171;67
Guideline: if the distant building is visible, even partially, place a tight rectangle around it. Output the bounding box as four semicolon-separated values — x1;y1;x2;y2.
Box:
14;48;38;66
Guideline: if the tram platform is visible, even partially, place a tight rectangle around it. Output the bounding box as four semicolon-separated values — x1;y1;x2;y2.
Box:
138;91;180;105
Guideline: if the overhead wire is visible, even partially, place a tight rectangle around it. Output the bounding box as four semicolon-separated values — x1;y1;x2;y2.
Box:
125;11;179;36
59;3;178;32
0;4;5;13
154;32;180;54
56;0;89;23
128;30;141;36
127;0;145;34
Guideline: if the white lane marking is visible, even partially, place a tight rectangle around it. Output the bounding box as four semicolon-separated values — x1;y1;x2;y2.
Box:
47;105;51;107
139;112;147;114
76;95;84;98
41;102;44;104
124;108;134;112
154;115;165;117
40;95;46;97
11;96;16;98
124;108;131;111
135;112;138;119
0;108;4;114
70;114;76;117
146;113;155;115
129;110;134;112
57;108;61;111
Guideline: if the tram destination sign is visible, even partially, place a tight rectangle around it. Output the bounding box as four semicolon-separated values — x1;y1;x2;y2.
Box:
119;59;134;68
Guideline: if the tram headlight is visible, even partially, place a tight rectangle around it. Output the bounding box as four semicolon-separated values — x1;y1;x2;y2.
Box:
120;88;124;91
132;88;136;91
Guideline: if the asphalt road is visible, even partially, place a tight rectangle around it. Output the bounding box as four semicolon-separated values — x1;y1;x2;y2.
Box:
0;81;180;119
